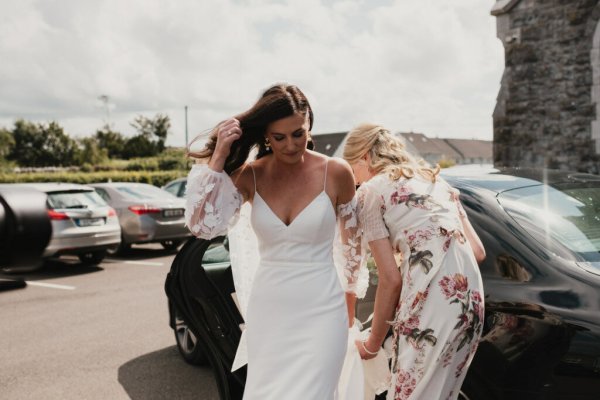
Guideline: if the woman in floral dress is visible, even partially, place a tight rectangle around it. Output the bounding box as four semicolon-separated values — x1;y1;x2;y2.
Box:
343;124;486;400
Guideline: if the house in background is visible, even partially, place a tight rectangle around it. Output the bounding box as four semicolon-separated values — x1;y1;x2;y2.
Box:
399;132;492;166
312;132;348;157
400;132;463;166
444;138;494;165
315;130;492;166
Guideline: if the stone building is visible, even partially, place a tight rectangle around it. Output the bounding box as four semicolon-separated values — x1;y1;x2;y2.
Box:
492;0;600;173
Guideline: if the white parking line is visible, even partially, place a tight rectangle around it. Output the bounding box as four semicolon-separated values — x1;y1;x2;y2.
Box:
124;261;164;266
26;281;76;290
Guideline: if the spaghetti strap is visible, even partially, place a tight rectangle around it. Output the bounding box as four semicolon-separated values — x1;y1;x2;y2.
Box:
323;158;329;191
250;163;257;193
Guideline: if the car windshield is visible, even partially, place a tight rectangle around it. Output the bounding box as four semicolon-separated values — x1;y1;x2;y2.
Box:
116;185;175;200
498;184;600;262
47;190;107;209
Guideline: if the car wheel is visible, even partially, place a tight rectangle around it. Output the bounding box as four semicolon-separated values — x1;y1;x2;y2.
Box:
174;308;206;365
161;240;182;251
107;238;131;256
78;250;106;265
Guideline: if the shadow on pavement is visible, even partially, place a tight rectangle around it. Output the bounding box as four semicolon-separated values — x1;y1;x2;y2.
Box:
106;244;182;262
118;345;218;400
0;259;103;281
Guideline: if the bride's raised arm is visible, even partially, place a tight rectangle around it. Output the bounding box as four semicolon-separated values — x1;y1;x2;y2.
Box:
184;163;244;239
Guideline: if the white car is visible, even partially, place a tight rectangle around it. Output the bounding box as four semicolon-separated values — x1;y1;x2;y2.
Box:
15;183;121;265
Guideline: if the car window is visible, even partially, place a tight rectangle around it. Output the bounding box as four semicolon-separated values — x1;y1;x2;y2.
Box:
116;185;176;200
498;184;600;262
163;182;180;197
202;244;230;263
179;180;187;197
94;188;111;202
47;190;107;209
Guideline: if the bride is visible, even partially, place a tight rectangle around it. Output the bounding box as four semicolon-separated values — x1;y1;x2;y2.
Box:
184;84;368;399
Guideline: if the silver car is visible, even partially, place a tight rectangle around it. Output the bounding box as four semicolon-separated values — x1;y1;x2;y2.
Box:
15;183;121;265
90;182;191;253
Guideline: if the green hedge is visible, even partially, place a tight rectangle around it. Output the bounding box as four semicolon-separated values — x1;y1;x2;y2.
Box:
0;170;186;187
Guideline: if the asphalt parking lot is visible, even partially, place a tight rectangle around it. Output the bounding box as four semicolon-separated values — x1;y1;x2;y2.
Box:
0;244;219;400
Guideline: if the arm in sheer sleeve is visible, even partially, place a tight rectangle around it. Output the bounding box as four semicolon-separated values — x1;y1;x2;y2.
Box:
335;196;369;299
184;163;244;239
358;184;390;243
449;186;467;218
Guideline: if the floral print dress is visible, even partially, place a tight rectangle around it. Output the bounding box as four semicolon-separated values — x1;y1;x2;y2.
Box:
358;173;484;400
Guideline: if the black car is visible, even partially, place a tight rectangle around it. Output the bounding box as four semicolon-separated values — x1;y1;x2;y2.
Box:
165;167;600;400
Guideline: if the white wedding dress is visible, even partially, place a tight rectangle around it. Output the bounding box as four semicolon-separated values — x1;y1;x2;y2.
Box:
243;165;347;399
184;161;370;400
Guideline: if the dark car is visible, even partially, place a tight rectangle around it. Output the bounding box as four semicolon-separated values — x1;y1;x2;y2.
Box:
165;167;600;400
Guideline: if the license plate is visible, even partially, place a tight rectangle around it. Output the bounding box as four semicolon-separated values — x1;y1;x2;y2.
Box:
163;209;184;218
77;217;105;227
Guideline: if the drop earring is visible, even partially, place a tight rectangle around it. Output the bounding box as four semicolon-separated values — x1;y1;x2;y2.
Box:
264;137;271;151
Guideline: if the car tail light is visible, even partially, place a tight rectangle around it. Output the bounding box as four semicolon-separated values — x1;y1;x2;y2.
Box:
107;207;117;217
48;209;69;220
128;205;161;215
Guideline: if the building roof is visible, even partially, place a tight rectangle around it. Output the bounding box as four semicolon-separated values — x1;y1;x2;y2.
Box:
490;0;522;16
399;132;463;160
445;139;493;159
312;132;348;157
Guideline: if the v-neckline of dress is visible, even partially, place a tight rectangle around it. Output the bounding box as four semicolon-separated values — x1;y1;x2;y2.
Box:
254;190;329;228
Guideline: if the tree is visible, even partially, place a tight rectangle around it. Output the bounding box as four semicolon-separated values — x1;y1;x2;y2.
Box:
95;128;126;159
127;113;171;157
0;127;15;159
8;120;80;167
78;137;108;165
43;121;80;166
122;134;158;159
151;114;170;153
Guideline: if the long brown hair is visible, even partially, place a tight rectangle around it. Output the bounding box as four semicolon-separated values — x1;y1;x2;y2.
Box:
188;84;314;174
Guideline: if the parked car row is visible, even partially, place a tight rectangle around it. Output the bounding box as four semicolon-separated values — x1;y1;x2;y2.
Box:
165;167;600;400
2;181;191;272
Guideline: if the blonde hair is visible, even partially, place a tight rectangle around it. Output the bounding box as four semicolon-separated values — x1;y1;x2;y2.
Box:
343;123;440;182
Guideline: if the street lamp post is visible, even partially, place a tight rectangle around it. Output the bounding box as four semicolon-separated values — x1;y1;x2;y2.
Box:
98;95;110;129
184;105;189;148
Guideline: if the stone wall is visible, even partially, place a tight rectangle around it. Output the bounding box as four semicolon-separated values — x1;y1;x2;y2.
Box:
493;0;600;173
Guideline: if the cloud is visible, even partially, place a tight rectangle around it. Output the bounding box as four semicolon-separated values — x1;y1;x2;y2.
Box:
0;0;503;145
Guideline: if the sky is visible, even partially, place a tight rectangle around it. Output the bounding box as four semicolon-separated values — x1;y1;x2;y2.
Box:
0;0;504;147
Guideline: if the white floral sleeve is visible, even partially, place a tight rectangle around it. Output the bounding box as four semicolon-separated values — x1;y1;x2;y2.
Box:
358;184;390;243
449;186;467;218
184;164;244;239
334;196;369;299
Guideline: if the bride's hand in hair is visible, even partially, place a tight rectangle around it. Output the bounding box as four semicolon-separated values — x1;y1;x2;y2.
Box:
209;118;242;172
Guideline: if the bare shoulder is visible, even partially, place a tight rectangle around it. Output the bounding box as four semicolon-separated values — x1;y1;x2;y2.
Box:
230;163;255;201
322;157;355;205
326;157;353;179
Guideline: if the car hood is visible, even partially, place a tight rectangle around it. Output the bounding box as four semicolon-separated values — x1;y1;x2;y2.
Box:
577;261;600;277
